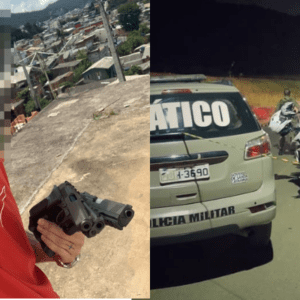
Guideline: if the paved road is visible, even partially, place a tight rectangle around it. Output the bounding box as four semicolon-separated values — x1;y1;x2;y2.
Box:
149;126;300;300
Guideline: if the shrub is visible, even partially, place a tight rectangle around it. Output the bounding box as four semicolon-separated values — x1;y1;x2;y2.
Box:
72;60;93;84
124;65;142;76
139;23;150;35
24;98;35;117
39;98;51;110
17;87;30;102
24;96;51;116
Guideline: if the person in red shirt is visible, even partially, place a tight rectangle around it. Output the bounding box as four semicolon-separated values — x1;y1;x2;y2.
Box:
0;157;85;298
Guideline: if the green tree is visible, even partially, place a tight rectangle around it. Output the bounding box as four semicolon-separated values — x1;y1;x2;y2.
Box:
76;50;88;61
17;87;31;103
11;23;44;47
11;27;31;47
108;0;128;10
118;3;141;32
72;59;93;84
39;71;54;86
24;22;33;34
32;23;43;35
139;23;150;35
89;1;95;11
39;97;51;110
116;42;132;56
117;30;144;56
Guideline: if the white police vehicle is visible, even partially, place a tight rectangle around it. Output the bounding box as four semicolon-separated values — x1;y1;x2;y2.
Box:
150;74;276;247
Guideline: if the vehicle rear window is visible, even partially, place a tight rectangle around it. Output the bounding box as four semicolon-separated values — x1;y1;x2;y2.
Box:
150;92;260;141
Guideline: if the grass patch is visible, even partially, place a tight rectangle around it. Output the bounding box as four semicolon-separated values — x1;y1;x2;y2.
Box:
207;76;300;107
93;110;118;120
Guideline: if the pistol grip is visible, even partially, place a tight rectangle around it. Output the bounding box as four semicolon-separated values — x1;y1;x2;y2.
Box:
33;229;56;257
41;242;56;257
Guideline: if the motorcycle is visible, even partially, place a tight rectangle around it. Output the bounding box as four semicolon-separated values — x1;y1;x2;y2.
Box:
269;101;300;160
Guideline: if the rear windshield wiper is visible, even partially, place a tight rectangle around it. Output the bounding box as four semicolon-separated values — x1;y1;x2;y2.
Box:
150;132;202;141
150;132;186;141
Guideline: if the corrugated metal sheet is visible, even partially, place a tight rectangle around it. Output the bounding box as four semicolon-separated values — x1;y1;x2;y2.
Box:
52;59;82;70
120;52;142;64
82;56;114;75
134;43;150;52
50;71;74;84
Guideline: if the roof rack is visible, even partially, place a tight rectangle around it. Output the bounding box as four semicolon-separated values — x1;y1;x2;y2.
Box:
150;74;207;83
211;79;234;86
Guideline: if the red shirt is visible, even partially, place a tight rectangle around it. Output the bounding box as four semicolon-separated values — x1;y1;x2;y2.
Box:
0;159;59;298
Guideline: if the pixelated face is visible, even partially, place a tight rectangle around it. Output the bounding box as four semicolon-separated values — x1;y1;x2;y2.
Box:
0;18;12;163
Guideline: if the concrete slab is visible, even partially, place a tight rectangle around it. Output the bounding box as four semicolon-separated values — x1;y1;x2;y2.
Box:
6;75;150;298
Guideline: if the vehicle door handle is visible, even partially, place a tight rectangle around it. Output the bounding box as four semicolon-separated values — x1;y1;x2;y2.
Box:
176;193;197;201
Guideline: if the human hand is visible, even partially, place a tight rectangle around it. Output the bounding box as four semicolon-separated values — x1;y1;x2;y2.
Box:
37;218;85;264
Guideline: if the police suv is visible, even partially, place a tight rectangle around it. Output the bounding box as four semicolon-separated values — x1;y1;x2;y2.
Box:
150;75;276;247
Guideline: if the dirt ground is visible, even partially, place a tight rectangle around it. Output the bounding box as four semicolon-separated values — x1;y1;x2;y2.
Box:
10;75;150;298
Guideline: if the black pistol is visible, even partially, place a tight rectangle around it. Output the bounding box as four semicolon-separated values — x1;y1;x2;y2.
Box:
29;181;134;257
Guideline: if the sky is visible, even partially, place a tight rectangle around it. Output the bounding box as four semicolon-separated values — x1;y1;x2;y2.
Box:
0;0;56;13
1;0;300;14
2;0;300;14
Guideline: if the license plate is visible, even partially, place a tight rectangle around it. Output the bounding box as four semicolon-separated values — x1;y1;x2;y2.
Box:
159;164;210;183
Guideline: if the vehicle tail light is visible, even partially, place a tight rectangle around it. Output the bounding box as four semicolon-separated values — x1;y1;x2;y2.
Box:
245;134;271;160
249;204;266;213
162;89;192;94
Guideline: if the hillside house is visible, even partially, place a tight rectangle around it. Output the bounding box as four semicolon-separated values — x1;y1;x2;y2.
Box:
119;52;144;70
45;54;64;70
69;47;89;60
46;71;74;93
84;25;97;35
93;27;117;43
51;60;82;78
33;39;42;47
50;20;62;30
11;48;29;66
46;40;64;54
88;45;110;63
74;35;95;50
33;34;41;40
43;32;58;42
81;56;116;83
137;61;150;74
12;66;43;87
26;47;42;56
63;27;75;35
74;22;81;29
62;50;72;62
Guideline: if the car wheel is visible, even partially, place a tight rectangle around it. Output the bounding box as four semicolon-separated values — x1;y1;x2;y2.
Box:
247;222;272;248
